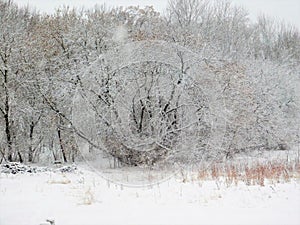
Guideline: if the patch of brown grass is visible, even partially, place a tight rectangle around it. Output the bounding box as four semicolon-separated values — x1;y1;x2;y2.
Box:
197;160;300;187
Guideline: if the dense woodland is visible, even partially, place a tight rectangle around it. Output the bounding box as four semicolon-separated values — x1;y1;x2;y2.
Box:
0;0;299;165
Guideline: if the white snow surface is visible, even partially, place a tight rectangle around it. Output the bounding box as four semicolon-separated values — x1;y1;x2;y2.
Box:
0;165;300;225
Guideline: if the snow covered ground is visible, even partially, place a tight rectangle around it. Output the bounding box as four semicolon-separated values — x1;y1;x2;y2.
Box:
1;160;300;225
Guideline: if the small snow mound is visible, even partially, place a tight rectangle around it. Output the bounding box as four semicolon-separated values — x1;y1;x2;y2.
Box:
0;162;77;174
0;162;48;174
56;164;77;173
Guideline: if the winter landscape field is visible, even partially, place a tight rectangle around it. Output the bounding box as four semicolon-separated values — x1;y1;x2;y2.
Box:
1;149;300;225
1;0;300;224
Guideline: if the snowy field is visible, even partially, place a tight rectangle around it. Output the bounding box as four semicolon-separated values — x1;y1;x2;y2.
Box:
1;154;300;225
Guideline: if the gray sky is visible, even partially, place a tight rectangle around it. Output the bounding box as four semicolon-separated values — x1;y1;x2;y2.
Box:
13;0;300;30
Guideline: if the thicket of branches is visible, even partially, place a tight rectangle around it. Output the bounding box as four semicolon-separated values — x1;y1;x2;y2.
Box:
0;0;299;165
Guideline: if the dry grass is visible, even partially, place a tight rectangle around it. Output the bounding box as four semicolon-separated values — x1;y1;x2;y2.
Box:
81;187;95;205
47;174;71;184
195;159;300;187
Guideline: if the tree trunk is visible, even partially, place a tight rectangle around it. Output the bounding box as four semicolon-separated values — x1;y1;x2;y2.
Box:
4;68;13;161
5;113;13;161
17;151;23;163
28;121;34;162
57;125;67;163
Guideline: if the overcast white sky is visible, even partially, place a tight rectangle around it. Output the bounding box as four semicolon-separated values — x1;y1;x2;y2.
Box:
13;0;300;30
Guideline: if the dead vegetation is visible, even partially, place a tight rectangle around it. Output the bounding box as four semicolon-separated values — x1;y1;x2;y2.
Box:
194;159;300;186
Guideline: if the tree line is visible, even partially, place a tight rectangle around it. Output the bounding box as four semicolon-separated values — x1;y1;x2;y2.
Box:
0;0;299;164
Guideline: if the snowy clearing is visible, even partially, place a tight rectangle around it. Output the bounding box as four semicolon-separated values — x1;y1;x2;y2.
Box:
1;162;300;225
